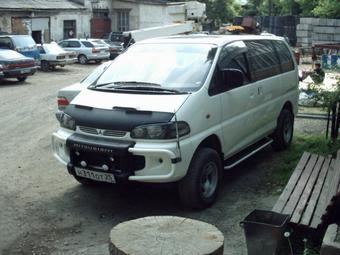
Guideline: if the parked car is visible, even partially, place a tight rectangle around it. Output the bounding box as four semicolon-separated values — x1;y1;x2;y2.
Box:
52;35;298;209
0;49;36;82
58;39;110;64
89;39;123;59
0;35;40;64
57;60;113;110
37;43;77;71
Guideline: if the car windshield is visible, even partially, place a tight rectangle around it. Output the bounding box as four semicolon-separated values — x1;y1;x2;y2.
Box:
42;43;65;54
95;43;217;93
12;36;36;48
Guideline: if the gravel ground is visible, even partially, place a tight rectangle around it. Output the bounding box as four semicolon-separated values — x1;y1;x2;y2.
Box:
0;64;325;255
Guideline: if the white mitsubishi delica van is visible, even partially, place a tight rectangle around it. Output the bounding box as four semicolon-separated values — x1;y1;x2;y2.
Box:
52;35;298;209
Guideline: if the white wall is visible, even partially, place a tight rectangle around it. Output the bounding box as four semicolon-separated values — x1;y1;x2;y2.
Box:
50;12;92;41
139;4;168;28
112;1;139;31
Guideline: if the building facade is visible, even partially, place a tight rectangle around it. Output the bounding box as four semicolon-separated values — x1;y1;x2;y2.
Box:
0;0;191;42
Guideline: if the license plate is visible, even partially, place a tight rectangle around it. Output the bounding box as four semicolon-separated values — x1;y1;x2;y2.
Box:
20;69;30;74
75;167;116;183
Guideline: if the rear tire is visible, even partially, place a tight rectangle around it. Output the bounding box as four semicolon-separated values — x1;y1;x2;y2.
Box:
178;148;222;209
17;77;27;82
78;55;88;65
271;108;294;150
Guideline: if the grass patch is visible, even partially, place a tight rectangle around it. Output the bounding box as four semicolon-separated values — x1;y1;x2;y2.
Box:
271;134;340;188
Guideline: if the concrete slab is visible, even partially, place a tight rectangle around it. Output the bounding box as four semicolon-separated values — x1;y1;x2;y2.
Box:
297;24;312;31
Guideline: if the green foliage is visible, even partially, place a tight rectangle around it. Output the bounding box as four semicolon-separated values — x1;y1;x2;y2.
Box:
312;0;340;18
308;77;340;111
240;0;339;18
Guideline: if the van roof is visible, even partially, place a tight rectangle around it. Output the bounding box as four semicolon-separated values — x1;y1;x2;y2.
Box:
138;34;285;47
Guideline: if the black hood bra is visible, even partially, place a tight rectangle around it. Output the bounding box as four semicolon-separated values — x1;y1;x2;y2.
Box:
64;104;174;131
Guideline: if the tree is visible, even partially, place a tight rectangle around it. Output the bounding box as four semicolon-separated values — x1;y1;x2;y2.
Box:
312;0;340;18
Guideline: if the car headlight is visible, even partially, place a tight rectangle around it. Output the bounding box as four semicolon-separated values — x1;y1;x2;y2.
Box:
131;121;190;139
55;111;76;130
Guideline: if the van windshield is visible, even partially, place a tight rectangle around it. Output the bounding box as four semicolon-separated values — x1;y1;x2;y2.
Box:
94;43;217;93
12;36;36;48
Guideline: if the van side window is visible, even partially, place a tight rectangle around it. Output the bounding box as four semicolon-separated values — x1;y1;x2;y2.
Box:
209;41;249;95
273;40;294;73
245;40;281;81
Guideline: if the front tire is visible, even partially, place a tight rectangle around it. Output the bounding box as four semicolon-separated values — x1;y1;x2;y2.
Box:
17;77;27;82
178;148;222;209
41;60;49;72
271;108;294;150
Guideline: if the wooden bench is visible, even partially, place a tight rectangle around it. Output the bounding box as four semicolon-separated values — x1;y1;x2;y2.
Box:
272;150;340;232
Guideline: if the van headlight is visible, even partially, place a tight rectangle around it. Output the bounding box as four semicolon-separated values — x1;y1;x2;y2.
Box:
55;111;76;130
131;121;190;139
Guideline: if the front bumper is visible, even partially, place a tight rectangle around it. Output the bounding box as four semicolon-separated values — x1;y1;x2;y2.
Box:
52;129;191;183
3;67;37;78
47;58;77;66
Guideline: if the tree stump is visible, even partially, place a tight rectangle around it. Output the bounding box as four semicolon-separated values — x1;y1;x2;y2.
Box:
109;216;224;255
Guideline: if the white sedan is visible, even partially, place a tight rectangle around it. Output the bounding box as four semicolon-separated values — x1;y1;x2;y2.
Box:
38;42;77;71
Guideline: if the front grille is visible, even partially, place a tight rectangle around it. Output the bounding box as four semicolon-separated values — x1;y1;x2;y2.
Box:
79;126;127;137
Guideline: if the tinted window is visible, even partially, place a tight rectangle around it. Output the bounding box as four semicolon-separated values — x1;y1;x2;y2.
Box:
273;40;294;73
59;41;68;48
81;41;94;48
0;37;13;49
68;41;81;48
38;46;45;54
210;41;250;95
245;40;281;81
221;54;250;85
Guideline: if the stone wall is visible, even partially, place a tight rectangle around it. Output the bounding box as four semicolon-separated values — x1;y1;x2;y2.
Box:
297;18;340;47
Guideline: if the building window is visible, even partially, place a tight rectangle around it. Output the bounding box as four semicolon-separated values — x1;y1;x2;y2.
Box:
117;10;129;32
64;20;76;39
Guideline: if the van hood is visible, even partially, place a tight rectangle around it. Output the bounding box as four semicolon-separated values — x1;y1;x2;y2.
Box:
64;89;191;131
71;88;190;113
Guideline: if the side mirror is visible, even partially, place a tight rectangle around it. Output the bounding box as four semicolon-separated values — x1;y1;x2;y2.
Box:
221;68;244;89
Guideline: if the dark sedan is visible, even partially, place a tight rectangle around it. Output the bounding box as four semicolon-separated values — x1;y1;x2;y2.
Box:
0;49;37;82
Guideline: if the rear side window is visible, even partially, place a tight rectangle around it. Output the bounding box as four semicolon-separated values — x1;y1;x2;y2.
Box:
273;40;294;73
245;40;281;81
81;41;94;48
68;41;81;48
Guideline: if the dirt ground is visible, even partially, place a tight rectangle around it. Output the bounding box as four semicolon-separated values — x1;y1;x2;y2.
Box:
0;64;328;255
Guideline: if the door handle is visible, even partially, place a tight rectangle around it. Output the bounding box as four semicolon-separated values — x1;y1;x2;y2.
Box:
257;87;263;95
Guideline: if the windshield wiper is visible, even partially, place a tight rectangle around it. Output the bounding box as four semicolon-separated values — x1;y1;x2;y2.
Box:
90;81;160;89
91;81;187;94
